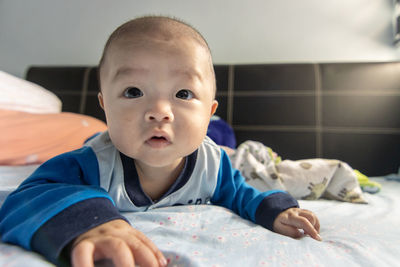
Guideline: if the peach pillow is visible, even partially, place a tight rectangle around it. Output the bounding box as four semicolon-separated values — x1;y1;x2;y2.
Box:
0;109;107;165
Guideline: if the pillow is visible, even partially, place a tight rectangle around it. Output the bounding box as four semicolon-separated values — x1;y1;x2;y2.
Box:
207;115;237;148
0;109;107;165
0;70;62;114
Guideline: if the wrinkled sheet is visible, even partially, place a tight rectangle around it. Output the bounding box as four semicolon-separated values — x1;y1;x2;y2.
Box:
0;165;399;267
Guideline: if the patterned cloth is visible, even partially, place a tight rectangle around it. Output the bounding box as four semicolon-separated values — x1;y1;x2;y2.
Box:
230;141;366;203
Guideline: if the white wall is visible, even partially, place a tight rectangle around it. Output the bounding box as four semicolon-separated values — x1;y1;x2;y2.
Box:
1;0;399;78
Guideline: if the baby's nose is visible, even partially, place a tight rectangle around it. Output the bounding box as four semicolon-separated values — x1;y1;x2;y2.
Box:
145;101;174;122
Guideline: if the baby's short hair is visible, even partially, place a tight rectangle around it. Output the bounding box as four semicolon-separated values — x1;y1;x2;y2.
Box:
98;16;216;96
99;16;211;68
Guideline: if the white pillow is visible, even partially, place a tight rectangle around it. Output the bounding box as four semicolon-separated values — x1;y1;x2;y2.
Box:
0;70;62;114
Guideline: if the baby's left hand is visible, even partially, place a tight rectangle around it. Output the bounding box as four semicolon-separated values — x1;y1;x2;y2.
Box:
273;208;322;241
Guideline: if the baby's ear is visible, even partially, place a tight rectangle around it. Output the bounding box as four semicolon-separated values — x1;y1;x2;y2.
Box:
210;100;218;116
98;92;105;110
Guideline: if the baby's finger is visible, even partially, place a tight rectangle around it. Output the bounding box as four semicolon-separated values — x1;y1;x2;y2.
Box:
93;238;135;267
286;215;321;241
299;210;320;233
132;229;167;266
274;222;303;239
71;240;95;267
126;234;163;267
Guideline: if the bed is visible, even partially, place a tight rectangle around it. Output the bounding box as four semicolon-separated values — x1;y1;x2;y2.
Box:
1;63;400;266
0;165;399;267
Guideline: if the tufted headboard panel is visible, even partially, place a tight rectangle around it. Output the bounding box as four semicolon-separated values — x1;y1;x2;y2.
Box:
26;62;400;176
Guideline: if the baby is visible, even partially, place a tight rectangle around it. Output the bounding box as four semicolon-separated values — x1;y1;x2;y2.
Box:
0;16;320;267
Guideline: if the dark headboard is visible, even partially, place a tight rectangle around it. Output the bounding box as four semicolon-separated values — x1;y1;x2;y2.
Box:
26;63;400;176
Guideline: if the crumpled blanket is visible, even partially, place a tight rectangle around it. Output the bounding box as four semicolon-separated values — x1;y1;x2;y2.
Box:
230;140;366;203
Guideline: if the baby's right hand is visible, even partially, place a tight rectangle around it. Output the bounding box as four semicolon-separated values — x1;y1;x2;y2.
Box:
71;219;167;267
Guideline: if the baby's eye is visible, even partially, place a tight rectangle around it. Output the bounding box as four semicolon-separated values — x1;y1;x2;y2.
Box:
176;89;194;100
123;87;143;98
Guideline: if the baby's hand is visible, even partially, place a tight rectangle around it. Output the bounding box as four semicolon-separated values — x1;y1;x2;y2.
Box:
273;208;322;241
71;219;167;267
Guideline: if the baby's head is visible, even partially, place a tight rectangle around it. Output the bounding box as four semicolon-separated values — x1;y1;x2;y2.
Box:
97;16;218;168
98;16;216;91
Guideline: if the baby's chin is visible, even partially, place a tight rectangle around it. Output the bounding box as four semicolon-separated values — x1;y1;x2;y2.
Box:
135;156;185;169
119;141;200;168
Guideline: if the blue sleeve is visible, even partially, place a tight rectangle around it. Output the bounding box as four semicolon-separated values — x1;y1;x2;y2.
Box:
211;149;298;231
0;147;117;258
32;198;124;265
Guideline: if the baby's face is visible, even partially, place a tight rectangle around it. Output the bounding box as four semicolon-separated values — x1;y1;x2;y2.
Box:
99;36;218;169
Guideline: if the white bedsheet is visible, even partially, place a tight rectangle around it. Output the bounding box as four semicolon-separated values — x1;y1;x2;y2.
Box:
0;165;398;267
0;165;39;204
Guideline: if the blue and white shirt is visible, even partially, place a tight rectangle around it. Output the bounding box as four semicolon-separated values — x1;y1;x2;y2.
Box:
0;132;298;264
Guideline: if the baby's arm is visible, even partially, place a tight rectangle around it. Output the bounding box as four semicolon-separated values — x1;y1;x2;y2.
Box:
0;148;166;266
212;149;322;241
71;219;167;267
273;208;321;241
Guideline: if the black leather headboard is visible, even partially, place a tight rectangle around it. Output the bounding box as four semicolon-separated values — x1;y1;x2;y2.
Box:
26;62;400;176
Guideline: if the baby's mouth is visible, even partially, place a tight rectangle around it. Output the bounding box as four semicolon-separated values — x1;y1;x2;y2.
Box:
151;136;167;141
145;135;171;148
